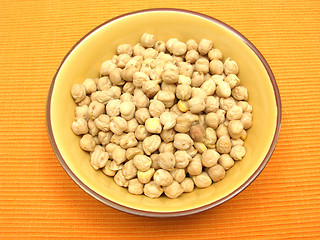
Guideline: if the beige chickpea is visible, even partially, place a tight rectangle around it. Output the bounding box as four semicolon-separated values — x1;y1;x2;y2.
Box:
165;38;179;53
158;152;176;171
132;71;149;88
237;101;252;113
191;87;207;100
202;149;220;167
159;142;175;153
133;43;145;56
191;71;205;87
174;150;192;169
159;112;176;130
154;90;175;108
117;54;131;68
218;154;235;170
141;33;156;48
170;104;183;117
122;82;135;94
174;133;194;150
117;44;133;56
94;114;110;132
100;60;117;76
105;143;117;159
82;78;97;94
133;155;152;172
178;75;192;85
120;93;133;102
79;134;96;152
149;66;163;81
110;117;127;135
176;84;192;101
232;86;248;101
224;57;239;75
211;74;224;85
171;41;187;56
88;101;105;119
154;169;174;187
208;164;225;182
161;82;176;94
216;81;231;98
135;125;150;141
178;62;194;77
95;90;113;105
193;172;212;188
109;160;123;171
227;105;243;120
228;120;244;139
145;117;162;134
90;146;108;170
171;168;186;183
186;39;198;51
209;59;224;75
133;88;149;109
154;40;166;52
180;178;194;193
128;178;144;195
77;95;91;107
112;145;126;165
138;168;155;184
143;181;163;198
97;76;112;91
204;127;217;148
75;105;89;121
208;48;222;60
102;160;116;177
200;79;216;96
142;48;158;59
198;38;213;55
127;55;144;68
188;97;205;113
120;132;138;149
194;142;207;154
185;49;200;64
114;170;128;187
195;59;210;74
71;117;88;135
143;135;161;155
241;112;253;129
224;74;240;89
190;124;205;142
150;154;160;170
161;69;179;84
187;154;202;176
205;96;220;113
121;67;138;82
216;136;232;154
174;114;192;133
230;145;246;161
220;97;236;111
126;118;139;132
119;101;135;120
126;147;144;160
186;145;198;157
216;109;226;124
122;160;137;180
160;129;176;143
109;68;125;86
231;139;244;147
177;99;190;113
163;181;184;199
149;100;165;118
205;112;220;129
135;108;150;124
142;80;160;98
98;131;112;146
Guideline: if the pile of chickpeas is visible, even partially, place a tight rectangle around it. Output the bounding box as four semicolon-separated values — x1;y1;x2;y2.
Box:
70;33;253;199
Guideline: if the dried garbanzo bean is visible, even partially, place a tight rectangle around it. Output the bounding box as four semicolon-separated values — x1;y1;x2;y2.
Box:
193;172;212;188
88;119;99;136
187;154;202;176
143;135;161;155
216;136;232;154
128;178;144;195
160;129;176;143
208;48;222;60
114;170;128;187
218;154;235;170
71;84;86;103
72;117;88;135
126;118;139;132
141;33;156;48
119;132;138;149
90;146;108;170
126;147;144;160
160;112;177;130
98;131;112;146
94;114;110;132
154;169;174;187
176;84;192;100
143;181;163;198
80;134;96;152
180;178;194;192
88;101;105;119
120;101;135;120
188;97;205;113
208;164;225;182
209;59;224;75
190;124;205;142
158;152;176;171
202;149;220;167
137;168;155;184
185;49;200;63
230;145;246;161
163;181;184;199
198;38;213;55
133;155;152;171
145;117;162;134
224;57;239;75
110;117;127;135
149;100;165;118
122;160;137;180
135;125;150;141
241;112;253;129
135;108;150;124
232;86;248;101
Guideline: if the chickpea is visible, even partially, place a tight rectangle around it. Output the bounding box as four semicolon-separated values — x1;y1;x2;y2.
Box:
154;169;174;186
194;142;207;154
102;160;116;176
122;160;137;180
171;168;186;183
174;114;192;133
191;71;205;87
220;97;236;111
120;92;133;102
186;39;198;51
195;59;210;74
119;101;135;121
188;97;205;113
216;136;232;154
216;81;231;98
82;78;96;94
98;131;112;146
97;77;112;92
159;142;175;153
75;105;89;121
228;120;244;139
109;160;123;171
90;146;108;170
133;71;149;88
143;48;158;59
165;38;179;53
100;60;117;76
185;49;200;64
208;164;225;182
183;111;199;123
154;40;166;52
128;178;144;195
133;88;149;109
112;145;126;165
109;68;125;86
180;178;194;193
230;145;246;161
204;127;217;148
141;33;156;48
117;54;131;68
176;84;192;101
126;118;139;132
143;181;163;198
227;105;243;121
150;154;161;170
96;90;114;105
178;62;194;77
208;48;222;60
116;44;133;56
161;82;176;94
145;117;162;134
105;142;117;159
106;99;121;117
71;117;88;136
149;100;165;118
163;181;184;199
114;170;128;187
198;38;213;55
174;133;194;150
193;172;212;188
135;108;150;124
170;41;187;56
178;75;192;85
133;155;152;171
224;57;239;75
77;96;91;107
143;135;161;155
126;147;144;160
161;70;178;84
187;154;202;176
160;112;177;130
232;86;248;101
122;82;134;95
241;112;253;129
191;88;207;99
160;129;176;143
135;125;150;141
201;149;220;167
110;117;127;135
158;152;176;171
224;74;240;89
136;169;154;185
121;67;138;82
142;80;160;98
205;96;220;113
80;134;96;152
205;112;220;129
154;90;175;108
201;79;216;96
186;145;198;157
133;43;145;56
174;150;192;169
218;154;235;170
177;100;189;113
120;132;138;149
170;104;183;116
231;139;244;147
216;109;226;124
88;101;105;119
190;124;205;142
209;59;224;75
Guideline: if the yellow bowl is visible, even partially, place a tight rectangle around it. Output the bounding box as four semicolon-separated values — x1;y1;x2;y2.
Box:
46;9;281;217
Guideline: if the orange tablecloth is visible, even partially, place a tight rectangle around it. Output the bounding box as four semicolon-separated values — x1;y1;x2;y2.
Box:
1;1;319;239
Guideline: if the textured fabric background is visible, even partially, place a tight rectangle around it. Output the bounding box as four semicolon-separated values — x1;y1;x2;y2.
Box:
0;0;319;239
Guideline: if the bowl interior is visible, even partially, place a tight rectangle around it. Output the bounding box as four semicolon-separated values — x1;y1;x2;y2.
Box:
48;10;279;215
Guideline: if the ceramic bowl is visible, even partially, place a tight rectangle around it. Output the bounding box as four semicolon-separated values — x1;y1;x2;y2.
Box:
47;9;281;217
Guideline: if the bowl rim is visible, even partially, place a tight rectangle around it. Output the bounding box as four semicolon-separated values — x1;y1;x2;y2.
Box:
46;8;282;218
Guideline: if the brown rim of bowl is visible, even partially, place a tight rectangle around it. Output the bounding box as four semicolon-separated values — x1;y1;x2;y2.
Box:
46;8;282;218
